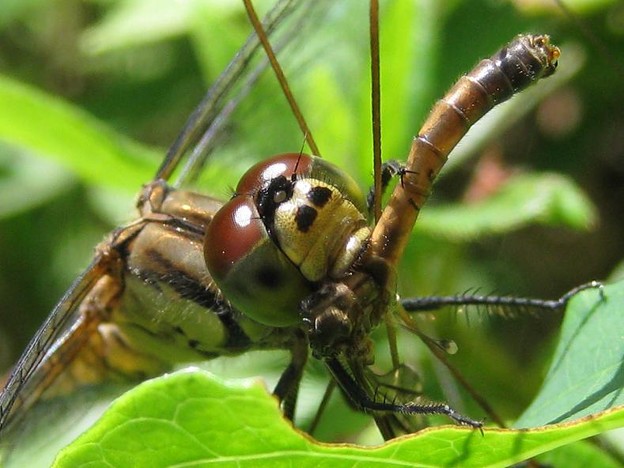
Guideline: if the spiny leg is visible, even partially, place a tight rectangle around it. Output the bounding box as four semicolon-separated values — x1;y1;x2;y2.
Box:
324;357;482;429
401;281;604;314
395;281;604;428
367;364;428;438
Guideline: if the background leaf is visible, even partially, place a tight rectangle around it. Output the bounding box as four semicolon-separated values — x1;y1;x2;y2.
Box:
54;370;624;467
1;0;623;465
0;74;158;190
417;173;597;241
516;281;624;427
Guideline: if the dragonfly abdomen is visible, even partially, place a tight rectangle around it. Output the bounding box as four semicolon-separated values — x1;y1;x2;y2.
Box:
371;35;560;266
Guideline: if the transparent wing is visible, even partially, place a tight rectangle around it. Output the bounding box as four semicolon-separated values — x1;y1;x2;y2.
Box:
0;0;328;437
157;0;386;199
0;256;108;433
156;0;333;189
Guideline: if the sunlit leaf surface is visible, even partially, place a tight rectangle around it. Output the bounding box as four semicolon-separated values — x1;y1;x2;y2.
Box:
54;370;624;467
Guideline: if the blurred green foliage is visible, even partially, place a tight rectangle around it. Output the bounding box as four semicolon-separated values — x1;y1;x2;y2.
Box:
0;0;623;464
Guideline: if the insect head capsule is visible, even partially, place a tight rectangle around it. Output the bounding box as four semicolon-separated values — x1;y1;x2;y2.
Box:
204;153;370;327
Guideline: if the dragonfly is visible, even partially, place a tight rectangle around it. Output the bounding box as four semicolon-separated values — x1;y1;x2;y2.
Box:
0;0;608;457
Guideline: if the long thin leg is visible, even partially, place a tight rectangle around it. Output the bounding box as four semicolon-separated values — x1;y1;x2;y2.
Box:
324;357;482;429
402;281;603;313
307;379;336;436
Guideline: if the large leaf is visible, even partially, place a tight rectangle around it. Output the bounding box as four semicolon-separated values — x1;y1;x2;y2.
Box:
54;369;624;467
516;280;624;427
51;282;624;466
0;74;158;190
0;151;75;218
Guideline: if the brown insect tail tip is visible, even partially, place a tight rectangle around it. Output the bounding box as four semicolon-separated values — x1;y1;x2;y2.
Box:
534;34;561;76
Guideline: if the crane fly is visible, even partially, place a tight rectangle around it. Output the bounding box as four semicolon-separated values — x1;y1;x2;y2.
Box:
0;0;605;459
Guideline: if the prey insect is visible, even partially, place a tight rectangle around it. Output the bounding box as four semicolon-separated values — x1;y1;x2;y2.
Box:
0;0;601;451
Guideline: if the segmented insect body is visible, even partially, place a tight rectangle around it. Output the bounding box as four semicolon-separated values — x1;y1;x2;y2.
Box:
0;0;565;449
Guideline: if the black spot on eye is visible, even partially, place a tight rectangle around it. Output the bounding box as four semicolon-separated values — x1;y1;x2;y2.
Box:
188;339;200;349
307;186;332;207
296;205;317;233
256;267;284;289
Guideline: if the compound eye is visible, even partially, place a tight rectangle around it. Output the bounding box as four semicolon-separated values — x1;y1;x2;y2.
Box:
236;153;314;194
236;152;367;214
204;196;312;327
204;197;265;282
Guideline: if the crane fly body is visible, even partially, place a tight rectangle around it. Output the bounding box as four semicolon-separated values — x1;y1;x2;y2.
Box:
0;0;614;463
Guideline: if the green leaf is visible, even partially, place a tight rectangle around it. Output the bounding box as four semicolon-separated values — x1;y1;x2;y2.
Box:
537;439;622;468
0;151;74;218
54;369;624;467
0;74;158;190
516;281;624;427
0;0;44;27
80;0;203;55
416;173;597;241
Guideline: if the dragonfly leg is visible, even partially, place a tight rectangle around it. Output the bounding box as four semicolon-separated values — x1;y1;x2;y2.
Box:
401;281;604;314
325;357;482;429
273;329;308;421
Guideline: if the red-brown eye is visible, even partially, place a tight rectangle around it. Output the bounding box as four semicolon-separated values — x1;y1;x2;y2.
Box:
236;153;367;214
204;195;313;327
204;198;263;280
235;153;314;194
